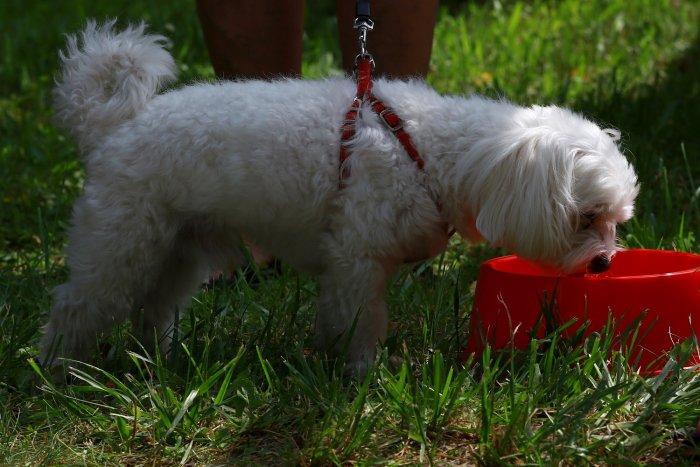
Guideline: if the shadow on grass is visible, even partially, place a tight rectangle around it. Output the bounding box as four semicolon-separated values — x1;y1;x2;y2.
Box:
573;36;700;239
575;37;699;165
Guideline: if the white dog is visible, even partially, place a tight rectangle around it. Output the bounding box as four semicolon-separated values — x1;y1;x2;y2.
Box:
41;22;638;374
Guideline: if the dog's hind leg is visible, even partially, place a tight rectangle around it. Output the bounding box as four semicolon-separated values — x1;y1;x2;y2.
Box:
39;193;181;368
133;222;244;356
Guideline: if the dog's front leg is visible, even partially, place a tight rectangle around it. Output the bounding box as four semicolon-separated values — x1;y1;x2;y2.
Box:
315;256;398;377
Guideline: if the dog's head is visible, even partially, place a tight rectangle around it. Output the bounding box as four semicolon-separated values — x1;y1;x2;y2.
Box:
464;104;639;272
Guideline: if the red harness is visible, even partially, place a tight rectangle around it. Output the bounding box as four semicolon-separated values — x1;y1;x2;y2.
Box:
339;58;426;184
338;58;454;241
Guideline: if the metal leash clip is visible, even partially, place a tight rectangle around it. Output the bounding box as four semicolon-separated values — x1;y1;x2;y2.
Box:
353;0;375;67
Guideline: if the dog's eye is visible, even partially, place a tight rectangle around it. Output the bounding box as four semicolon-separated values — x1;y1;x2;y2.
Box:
580;211;597;230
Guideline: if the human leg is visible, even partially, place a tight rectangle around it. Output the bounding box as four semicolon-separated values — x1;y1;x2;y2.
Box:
196;0;306;79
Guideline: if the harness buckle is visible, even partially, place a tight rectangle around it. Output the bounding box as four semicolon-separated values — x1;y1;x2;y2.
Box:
379;108;403;131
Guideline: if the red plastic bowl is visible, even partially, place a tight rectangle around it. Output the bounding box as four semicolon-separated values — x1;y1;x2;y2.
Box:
464;249;700;372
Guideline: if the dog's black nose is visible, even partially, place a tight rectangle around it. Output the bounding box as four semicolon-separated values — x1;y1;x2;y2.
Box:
589;253;611;273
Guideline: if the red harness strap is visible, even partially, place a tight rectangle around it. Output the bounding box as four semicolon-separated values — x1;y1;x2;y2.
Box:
339;58;426;184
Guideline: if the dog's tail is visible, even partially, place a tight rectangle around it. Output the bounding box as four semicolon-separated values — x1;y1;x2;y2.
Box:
53;20;176;152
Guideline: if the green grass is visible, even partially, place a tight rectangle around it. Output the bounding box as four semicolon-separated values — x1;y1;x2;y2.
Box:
1;0;699;464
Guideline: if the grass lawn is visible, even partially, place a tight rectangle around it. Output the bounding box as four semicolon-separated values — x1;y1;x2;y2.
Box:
2;0;700;464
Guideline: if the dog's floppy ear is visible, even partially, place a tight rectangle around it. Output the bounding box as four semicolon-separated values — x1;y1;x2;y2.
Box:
472;132;578;264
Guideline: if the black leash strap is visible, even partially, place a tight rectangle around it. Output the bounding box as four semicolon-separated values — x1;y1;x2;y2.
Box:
355;0;371;22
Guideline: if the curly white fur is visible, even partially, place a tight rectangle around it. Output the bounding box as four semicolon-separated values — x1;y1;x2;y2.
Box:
53;20;176;152
41;22;639;375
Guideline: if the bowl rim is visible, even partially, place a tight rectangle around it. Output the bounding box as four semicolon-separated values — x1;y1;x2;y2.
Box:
483;249;700;280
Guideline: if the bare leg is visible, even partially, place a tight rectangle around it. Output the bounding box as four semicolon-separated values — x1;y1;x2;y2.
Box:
196;0;305;79
336;0;439;79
